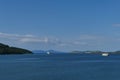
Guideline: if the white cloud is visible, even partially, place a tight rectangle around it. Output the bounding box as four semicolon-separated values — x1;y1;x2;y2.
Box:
19;38;48;43
0;32;36;39
0;32;113;50
79;35;103;40
0;32;66;46
73;41;88;45
1;32;120;51
112;24;120;27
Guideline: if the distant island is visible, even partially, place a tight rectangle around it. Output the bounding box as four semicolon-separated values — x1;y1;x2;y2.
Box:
71;50;120;54
33;50;120;54
0;43;32;54
32;50;66;54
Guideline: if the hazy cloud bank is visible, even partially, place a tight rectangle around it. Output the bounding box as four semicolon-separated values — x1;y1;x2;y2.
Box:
0;32;119;51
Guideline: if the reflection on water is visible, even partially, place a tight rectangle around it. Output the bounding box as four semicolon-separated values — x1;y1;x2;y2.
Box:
0;54;120;80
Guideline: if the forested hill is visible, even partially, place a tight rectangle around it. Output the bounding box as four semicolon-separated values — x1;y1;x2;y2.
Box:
0;43;32;54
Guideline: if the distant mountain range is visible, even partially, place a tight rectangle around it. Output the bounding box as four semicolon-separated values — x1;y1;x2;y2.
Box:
70;50;120;54
33;50;120;54
32;50;66;54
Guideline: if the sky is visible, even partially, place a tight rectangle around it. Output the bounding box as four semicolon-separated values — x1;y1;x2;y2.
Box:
0;0;120;51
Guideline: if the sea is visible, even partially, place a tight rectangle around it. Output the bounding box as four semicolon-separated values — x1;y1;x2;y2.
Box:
0;53;120;80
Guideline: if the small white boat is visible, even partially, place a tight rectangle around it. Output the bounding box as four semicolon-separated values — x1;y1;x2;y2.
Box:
47;52;50;55
102;53;109;56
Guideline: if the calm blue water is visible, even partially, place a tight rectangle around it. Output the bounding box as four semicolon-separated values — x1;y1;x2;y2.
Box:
0;54;120;80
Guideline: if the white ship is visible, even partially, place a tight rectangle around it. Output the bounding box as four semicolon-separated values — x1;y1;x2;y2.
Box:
102;53;109;56
47;51;50;55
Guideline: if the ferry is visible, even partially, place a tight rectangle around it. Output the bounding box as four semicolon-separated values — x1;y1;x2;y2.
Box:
47;51;50;55
102;53;109;56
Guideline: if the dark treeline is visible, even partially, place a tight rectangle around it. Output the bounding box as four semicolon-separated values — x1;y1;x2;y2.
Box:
0;43;32;54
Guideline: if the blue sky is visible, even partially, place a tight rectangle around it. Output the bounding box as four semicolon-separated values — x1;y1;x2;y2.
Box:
0;0;120;51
